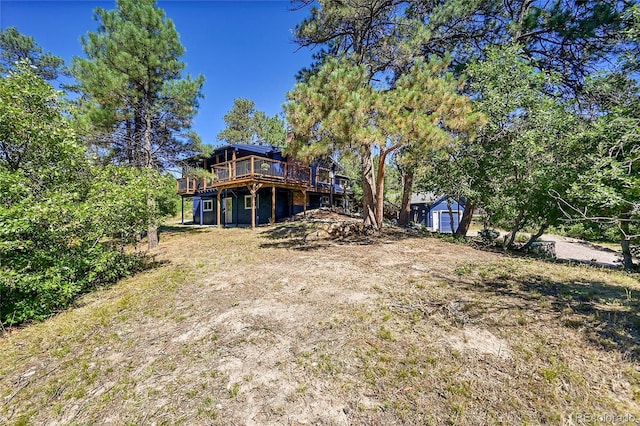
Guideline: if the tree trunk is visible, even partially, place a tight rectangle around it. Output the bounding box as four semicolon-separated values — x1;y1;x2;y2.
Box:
360;145;377;228
446;199;455;234
455;201;474;237
520;221;549;251
374;153;387;229
505;209;526;248
398;168;414;227
620;220;634;271
143;101;159;249
147;197;159;249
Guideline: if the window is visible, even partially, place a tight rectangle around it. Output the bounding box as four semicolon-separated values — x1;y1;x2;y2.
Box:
203;200;213;212
320;196;330;207
244;194;259;209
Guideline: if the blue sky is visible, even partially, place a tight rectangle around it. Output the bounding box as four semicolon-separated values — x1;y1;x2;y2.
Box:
0;0;315;147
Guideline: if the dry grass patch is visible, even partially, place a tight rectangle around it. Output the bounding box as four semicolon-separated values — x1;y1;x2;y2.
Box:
1;221;639;425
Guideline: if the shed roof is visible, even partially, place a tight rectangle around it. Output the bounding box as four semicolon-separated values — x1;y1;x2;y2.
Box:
410;192;439;205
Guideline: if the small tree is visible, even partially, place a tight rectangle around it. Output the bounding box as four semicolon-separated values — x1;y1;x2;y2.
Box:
558;73;640;270
424;46;587;246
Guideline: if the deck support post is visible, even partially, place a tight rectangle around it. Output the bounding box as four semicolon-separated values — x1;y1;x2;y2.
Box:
216;190;222;228
232;151;237;177
181;196;184;225
271;186;276;225
303;190;307;218
199;197;204;225
248;183;263;229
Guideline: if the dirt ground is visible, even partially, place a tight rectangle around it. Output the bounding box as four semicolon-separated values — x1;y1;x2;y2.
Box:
1;218;640;425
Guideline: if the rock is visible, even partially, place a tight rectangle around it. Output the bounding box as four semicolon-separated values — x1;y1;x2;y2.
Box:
305;230;331;241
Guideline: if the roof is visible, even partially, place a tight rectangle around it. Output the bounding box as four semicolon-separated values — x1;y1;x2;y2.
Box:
410;192;439;205
220;143;279;156
410;193;466;208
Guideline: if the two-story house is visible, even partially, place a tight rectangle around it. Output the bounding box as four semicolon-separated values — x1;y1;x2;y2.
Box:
176;144;352;227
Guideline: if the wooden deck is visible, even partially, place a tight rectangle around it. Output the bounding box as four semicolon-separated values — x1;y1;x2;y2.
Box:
176;155;347;195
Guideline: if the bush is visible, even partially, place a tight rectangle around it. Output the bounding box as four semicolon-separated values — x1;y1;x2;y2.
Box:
0;68;172;325
0;183;153;324
552;222;620;243
478;228;500;244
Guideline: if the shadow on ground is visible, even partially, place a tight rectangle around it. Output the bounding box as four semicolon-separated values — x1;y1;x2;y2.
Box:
159;224;210;240
258;222;419;251
469;268;640;360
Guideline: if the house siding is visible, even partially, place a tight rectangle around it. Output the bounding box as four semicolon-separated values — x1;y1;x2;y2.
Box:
192;196;218;225
194;188;301;226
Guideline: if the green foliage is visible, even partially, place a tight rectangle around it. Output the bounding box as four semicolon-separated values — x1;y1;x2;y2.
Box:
425;46;588;246
0;62;80;178
0;66;173;325
562;72;640;268
217;98;286;146
477;229;500;245
72;0;205;169
552;222;619;243
0;27;65;80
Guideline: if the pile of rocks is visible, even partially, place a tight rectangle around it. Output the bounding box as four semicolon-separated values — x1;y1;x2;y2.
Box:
527;241;556;258
304;220;374;241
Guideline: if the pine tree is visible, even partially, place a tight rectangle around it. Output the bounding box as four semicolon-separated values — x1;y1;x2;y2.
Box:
0;27;64;80
286;57;480;229
73;0;204;249
217;98;287;146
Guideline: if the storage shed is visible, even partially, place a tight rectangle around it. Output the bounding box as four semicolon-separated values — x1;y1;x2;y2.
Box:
410;193;465;233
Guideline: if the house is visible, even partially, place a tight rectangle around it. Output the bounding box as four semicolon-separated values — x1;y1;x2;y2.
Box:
410;192;465;233
176;144;352;227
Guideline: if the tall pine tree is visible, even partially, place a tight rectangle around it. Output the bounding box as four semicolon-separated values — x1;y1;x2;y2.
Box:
73;0;204;248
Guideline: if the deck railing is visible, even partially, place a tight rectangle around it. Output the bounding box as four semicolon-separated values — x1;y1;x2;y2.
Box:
176;156;355;195
176;176;216;194
177;156;316;194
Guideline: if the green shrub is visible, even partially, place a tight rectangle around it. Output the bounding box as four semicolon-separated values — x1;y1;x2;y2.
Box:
478;229;500;244
0;67;168;326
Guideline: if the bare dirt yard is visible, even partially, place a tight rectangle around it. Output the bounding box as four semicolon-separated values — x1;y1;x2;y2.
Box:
2;218;640;425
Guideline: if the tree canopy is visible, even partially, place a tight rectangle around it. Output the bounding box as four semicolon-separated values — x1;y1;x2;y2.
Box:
0;27;65;80
73;0;204;248
217;98;287;146
73;0;205;171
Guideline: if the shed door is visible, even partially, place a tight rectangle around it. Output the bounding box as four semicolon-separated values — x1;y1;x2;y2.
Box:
439;211;459;233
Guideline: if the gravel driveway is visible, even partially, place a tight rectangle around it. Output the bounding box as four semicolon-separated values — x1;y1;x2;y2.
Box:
540;234;622;268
